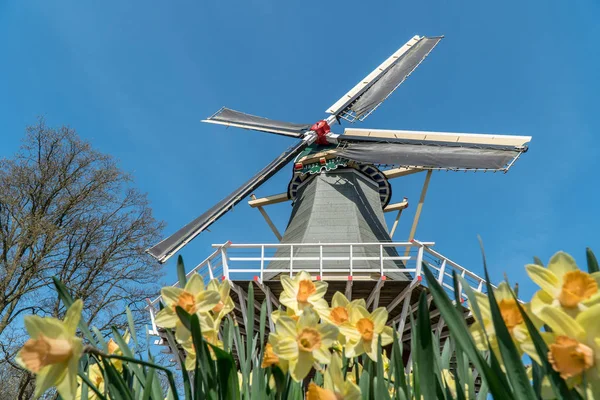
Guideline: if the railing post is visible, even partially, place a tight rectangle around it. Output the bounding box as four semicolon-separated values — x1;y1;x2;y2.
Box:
290;244;294;277
349;244;353;277
477;280;484;293
319;245;323;278
379;244;384;276
438;259;446;284
207;260;215;280
221;247;229;281
260;245;265;283
415;244;424;278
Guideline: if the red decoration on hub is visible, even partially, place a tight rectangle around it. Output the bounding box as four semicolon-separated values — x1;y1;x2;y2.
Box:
311;120;331;145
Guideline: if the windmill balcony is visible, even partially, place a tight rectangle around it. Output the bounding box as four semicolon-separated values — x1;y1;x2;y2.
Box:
146;239;495;354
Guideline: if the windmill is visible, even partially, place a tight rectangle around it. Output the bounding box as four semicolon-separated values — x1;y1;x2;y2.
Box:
147;34;530;270
146;35;532;364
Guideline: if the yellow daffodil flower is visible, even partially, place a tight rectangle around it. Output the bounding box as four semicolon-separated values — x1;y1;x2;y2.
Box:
75;364;104;400
321;292;366;344
338;305;393;361
323;353;361;400
16;300;84;399
279;271;329;317
207;278;235;321
269;307;338;381
154;273;220;341
526;252;600;316
537;304;600;389
469;282;540;363
105;330;130;372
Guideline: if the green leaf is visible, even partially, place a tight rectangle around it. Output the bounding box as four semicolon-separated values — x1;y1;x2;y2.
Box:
421;263;512;398
375;336;391;400
125;306;138;349
586;248;599;273
359;370;370;400
101;357;133;400
416;291;442;400
391;329;409;399
164;328;192;400
141;368;155;400
177;255;187;287
211;343;240;400
533;256;544;267
52;277;96;344
481;259;536;398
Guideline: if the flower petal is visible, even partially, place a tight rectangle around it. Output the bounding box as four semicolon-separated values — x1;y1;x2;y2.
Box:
547;252;578;281
313;347;332;364
195;290;221;312
575;304;600;340
35;363;68;398
274;336;299;360
24;316;65;339
290;351;313;381
280;275;296;296
64;300;83;336
370;308;388;332
539;306;585;339
338;323;361;343
308;281;328;303
331;292;349;308
161;287;183;306
185;273;205;293
379;326;393;346
295;271;313;283
299;307;320;328
349;306;369;323
154;307;177;329
276;316;298;338
525;265;560;295
318;323;339;347
530;290;553;315
56;340;82;400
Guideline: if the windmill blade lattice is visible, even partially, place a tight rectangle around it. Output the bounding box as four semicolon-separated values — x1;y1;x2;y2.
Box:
147;138;311;263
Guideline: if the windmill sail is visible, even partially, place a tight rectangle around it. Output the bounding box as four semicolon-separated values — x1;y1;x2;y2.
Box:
326;36;442;122
337;128;531;171
147;139;311;263
203;107;311;138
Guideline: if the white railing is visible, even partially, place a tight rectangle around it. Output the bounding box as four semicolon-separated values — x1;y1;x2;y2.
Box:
146;239;491;338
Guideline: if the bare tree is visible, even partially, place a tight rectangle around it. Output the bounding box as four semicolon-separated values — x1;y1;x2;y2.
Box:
0;120;164;396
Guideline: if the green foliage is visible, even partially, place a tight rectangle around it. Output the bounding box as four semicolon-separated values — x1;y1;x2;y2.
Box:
45;248;600;400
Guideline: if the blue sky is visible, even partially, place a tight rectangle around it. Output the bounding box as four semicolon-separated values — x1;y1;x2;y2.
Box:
1;0;599;302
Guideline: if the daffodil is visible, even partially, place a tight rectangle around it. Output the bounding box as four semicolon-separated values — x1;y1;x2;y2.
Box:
269;306;338;381
526;252;600;316
338;305;393;361
180;313;223;368
321;292;366;344
440;369;469;398
537;304;600;391
323;353;361;400
469;282;540;363
76;364;104;400
105;331;130;372
271;306;300;325
154;273;220;341
279;271;329;317
207;278;235;321
16;300;84;399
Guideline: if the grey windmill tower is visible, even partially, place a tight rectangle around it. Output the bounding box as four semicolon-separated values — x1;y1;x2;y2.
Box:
146;34;531;360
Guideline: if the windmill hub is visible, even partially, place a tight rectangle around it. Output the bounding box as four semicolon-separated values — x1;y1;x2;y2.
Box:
309;120;331;145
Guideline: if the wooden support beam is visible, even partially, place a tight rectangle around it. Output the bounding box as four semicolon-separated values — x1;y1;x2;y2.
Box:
386;279;420;312
383;167;424;179
250;194;282;240
383;199;409;213
345;280;353;301
366;278;385;310
404;170;432;257
248;193;289;208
